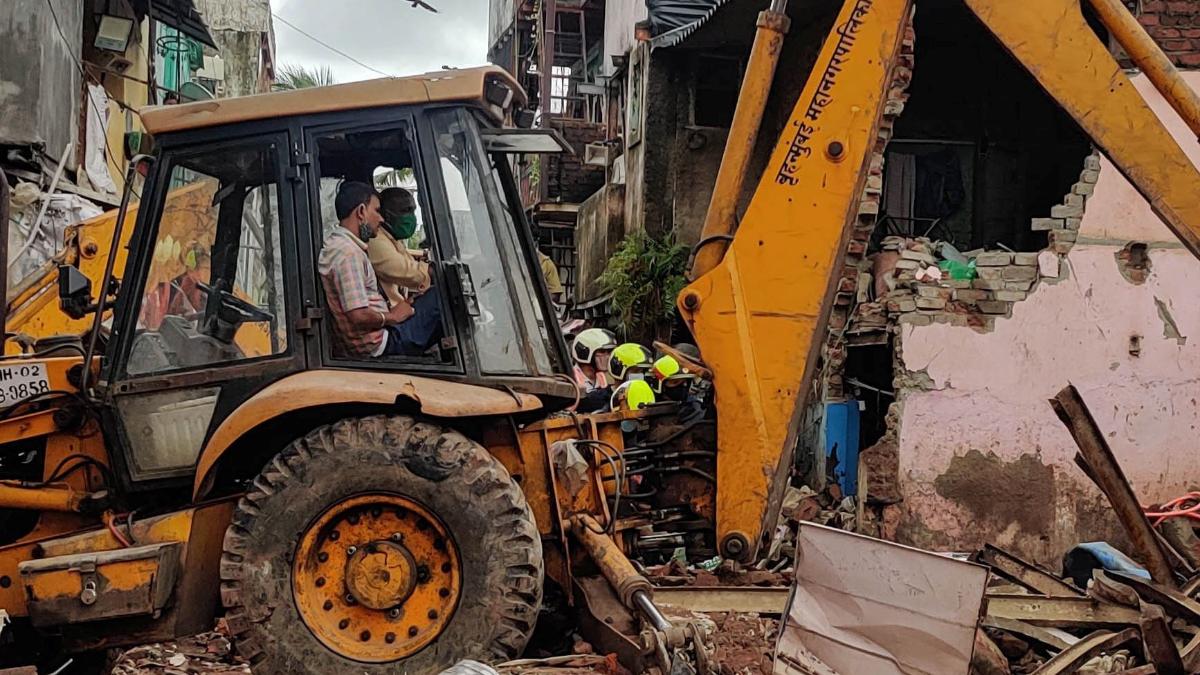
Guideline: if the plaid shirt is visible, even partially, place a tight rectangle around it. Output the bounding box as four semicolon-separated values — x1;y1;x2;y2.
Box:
319;227;389;357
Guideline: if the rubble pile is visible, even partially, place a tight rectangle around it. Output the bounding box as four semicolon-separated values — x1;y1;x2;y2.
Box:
707;613;777;675
110;626;248;675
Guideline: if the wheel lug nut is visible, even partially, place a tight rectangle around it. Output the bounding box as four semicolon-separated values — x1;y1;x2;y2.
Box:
416;565;430;583
433;538;445;550
408;626;419;637
318;552;329;563
390;533;403;542
323;600;333;611
439;588;450;598
428;609;438;620
360;630;371;642
345;594;357;605
329;530;340;541
371;507;382;518
315;577;326;587
385;632;396;644
348;514;360;525
339;619;350;629
388;608;401;619
347;546;357;556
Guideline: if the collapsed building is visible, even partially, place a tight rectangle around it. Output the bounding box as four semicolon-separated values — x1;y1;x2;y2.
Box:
489;0;1200;565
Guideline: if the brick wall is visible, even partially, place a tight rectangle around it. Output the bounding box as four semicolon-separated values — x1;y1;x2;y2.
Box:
544;118;606;204
1138;0;1200;67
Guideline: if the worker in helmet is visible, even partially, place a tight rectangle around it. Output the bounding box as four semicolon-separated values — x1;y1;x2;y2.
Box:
610;379;656;412
649;354;697;402
607;342;654;384
571;328;618;412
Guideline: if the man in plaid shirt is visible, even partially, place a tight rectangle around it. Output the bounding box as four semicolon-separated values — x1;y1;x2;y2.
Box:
318;182;440;357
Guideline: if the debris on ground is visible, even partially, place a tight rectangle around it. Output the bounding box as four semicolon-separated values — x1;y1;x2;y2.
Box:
110;625;249;674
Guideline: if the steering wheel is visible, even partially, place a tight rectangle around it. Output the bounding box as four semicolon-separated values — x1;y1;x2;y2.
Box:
196;281;274;324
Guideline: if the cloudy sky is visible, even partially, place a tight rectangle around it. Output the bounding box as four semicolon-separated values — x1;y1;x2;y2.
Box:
269;0;489;83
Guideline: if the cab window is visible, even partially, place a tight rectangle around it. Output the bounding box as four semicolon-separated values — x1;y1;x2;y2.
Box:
430;109;555;375
124;141;289;377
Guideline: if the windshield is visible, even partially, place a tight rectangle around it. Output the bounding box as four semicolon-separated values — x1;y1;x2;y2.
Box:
431;109;555;375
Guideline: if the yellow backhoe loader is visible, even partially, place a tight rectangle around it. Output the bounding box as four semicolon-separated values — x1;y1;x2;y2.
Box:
0;0;1199;672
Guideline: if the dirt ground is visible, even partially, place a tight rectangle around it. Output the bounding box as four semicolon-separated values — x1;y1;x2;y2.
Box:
109;613;778;675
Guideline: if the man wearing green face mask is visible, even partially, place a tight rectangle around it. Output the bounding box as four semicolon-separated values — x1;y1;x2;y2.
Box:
370;188;432;304
367;187;442;353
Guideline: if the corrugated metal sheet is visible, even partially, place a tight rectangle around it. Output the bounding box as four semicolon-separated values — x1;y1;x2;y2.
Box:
647;0;732;48
130;0;216;47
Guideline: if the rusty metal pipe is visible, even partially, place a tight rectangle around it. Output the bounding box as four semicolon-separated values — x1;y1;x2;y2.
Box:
0;482;86;512
689;3;791;279
1086;0;1200;139
570;514;656;609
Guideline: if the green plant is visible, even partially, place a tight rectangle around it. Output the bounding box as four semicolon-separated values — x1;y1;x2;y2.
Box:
273;64;336;91
598;230;688;343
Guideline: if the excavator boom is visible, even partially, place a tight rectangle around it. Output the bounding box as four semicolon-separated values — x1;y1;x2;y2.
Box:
682;0;1200;560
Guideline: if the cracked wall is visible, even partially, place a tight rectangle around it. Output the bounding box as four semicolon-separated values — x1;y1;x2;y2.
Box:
891;72;1200;564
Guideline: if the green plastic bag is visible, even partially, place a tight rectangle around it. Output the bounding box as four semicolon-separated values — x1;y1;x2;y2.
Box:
939;259;977;280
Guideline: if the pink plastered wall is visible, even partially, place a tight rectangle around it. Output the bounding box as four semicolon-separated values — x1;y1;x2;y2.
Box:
894;73;1200;563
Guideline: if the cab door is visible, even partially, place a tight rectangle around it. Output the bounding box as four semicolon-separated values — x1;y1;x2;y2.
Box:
99;129;305;489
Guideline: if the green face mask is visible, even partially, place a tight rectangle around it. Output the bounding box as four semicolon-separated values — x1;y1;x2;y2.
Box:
384;213;419;241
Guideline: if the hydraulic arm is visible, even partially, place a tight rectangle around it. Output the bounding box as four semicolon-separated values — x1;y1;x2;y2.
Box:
683;0;1200;560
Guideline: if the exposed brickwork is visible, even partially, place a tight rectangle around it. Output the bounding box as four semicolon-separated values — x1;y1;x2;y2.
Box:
848;151;1100;332
543;118;606;204
1137;0;1200;67
820;17;915;401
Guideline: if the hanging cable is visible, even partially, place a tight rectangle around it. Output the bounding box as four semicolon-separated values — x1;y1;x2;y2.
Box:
272;13;394;79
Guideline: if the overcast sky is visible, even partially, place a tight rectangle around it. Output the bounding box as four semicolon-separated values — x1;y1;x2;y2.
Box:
269;0;489;83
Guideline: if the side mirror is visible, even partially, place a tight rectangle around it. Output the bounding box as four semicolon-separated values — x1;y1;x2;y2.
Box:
58;265;94;320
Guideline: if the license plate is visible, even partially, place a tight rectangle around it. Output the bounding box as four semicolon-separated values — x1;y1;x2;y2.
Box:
0;363;50;407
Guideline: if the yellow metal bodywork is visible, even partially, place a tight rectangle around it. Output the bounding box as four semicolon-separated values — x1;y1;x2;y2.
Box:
680;0;913;559
963;0;1200;258
192;370;543;498
139;66;525;135
0;499;234;620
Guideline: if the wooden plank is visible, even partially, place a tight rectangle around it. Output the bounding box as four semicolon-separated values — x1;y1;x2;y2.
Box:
980;616;1076;651
977;544;1083;597
1031;628;1139;674
1109;571;1200;623
653;586;789;615
986;595;1140;628
1050;386;1176;585
1139;603;1185;675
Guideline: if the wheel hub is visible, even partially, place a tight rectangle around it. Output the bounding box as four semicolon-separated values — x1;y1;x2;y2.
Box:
345;540;418;610
293;494;461;663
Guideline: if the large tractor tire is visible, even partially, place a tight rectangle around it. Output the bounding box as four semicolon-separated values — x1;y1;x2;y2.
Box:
219;415;543;673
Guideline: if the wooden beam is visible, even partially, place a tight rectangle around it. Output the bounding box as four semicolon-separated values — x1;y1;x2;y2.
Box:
976;545;1083;597
986;595;1140;628
1050;385;1176;585
1031;628;1139;674
652;586;789;615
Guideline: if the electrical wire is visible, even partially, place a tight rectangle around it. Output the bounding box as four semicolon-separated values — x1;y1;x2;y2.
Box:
271;12;395;79
104;510;132;547
1145;491;1200;525
43;453;114;488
